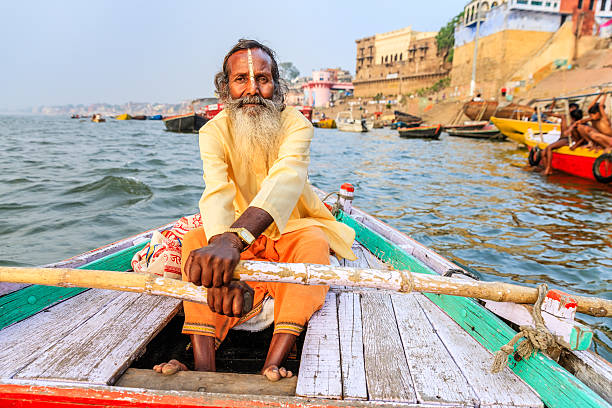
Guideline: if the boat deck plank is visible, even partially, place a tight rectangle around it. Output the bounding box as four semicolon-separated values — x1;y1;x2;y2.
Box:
13;291;180;385
392;293;478;405
295;292;342;399
360;292;417;403
0;289;117;379
416;295;543;408
337;292;367;400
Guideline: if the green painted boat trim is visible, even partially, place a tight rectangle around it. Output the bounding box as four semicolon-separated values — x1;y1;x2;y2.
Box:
336;210;609;408
0;241;148;330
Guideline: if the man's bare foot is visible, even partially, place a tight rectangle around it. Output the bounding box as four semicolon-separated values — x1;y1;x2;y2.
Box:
262;364;293;382
153;359;188;375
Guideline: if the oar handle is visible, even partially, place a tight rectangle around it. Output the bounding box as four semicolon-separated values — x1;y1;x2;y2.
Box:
0;267;254;315
1;262;610;318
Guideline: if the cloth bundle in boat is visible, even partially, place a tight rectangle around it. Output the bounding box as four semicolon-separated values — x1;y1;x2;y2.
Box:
131;214;203;279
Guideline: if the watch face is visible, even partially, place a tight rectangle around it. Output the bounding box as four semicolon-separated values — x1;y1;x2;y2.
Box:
239;229;253;243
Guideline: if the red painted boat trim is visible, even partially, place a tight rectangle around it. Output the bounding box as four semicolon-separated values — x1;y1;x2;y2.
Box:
551;150;596;181
528;147;597;181
0;383;349;408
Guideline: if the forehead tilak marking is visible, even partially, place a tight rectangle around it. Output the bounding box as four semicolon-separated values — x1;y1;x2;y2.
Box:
247;48;255;84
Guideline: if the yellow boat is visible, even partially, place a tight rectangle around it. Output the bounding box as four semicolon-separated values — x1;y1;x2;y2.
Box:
116;113;132;120
490;117;558;144
316;118;336;129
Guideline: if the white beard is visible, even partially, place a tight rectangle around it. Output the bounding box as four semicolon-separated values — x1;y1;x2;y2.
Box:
226;98;282;172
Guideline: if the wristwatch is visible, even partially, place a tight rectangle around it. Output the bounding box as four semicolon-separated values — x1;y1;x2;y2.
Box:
225;227;256;247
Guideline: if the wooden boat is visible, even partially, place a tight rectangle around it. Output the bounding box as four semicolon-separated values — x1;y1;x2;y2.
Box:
443;121;488;132
132;115;147;120
91;114;105;123
523;130;612;183
394;110;422;124
335;111;372;132
116;113;132;120
446;124;504;140
0;185;610;407
398;124;443;139
390;120;422;129
491;117;559;144
148;115;163;120
315;118;336;128
163;113;208;133
463;101;534;121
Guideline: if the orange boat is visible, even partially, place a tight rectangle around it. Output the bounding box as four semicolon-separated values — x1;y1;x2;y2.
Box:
524;130;612;183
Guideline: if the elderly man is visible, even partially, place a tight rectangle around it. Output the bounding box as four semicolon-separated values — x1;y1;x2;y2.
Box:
154;39;355;381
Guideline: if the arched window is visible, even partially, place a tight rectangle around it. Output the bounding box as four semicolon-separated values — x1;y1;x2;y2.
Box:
395;54;398;61
399;53;403;60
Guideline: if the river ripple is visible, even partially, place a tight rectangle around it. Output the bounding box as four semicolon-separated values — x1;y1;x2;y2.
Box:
1;115;610;360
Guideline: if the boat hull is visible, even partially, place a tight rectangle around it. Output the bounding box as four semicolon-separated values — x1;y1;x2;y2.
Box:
491;117;559;144
398;125;442;139
443;121;488;131
464;102;534;121
316;119;336;128
447;128;504;139
525;138;611;182
163;113;208;133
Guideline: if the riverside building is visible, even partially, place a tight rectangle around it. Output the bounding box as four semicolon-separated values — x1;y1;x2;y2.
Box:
353;27;450;98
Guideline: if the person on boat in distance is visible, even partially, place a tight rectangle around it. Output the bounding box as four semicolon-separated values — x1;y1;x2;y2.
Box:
571;91;612;153
541;103;583;175
153;39;356;381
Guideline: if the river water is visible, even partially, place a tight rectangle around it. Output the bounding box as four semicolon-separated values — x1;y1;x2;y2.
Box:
1;114;610;360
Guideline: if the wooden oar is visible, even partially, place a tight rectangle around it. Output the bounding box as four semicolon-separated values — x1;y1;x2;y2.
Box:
1;261;610;317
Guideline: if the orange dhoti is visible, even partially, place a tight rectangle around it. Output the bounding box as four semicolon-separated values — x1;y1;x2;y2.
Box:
181;226;330;348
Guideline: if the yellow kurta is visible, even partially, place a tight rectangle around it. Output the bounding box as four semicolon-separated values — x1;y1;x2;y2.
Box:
198;106;356;261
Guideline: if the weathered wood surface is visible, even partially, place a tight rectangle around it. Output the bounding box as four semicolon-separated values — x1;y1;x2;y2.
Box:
416;295;544;407
0;282;29;297
337;292;367;400
559;349;612;404
116;368;297;396
0;289;115;379
392;293;478;405
360;292;417;403
295;292;342;399
14;291;180;385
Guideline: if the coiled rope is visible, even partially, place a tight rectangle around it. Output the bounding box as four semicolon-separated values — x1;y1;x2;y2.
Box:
491;283;560;373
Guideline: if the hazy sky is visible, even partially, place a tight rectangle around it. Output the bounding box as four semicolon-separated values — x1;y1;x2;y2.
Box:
0;1;460;109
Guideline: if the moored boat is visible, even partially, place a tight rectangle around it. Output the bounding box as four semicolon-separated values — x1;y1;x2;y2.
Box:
315;118;336;128
491;117;559;144
446;124;504;140
132;115;147;120
443;120;488;132
335;111;372;132
148;115;163;120
394;110;422;124
524;130;612;183
116;113;132;120
398;124;442;139
463;101;534;121
91;114;105;123
0;185;609;407
162;112;208;133
390;120;421;129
